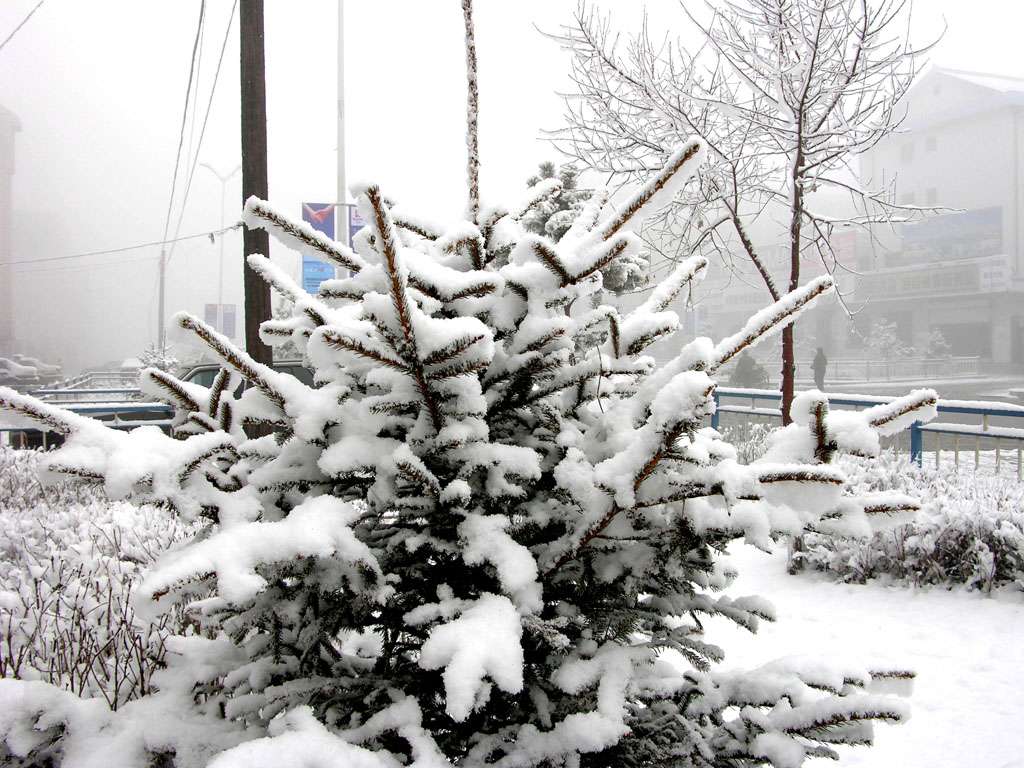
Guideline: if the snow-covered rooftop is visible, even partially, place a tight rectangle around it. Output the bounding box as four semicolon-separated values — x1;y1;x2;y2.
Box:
936;67;1024;94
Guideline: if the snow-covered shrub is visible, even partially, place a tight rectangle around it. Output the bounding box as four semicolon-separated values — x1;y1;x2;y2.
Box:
797;455;1024;591
720;421;774;465
0;447;194;709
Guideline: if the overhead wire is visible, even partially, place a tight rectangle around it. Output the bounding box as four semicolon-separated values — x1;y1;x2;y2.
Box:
0;0;44;54
166;0;238;267
160;1;207;250
0;223;243;268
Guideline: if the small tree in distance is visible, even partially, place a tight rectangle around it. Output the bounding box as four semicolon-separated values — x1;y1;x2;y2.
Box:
0;3;938;766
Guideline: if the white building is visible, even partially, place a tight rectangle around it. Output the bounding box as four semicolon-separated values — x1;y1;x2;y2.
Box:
855;67;1024;365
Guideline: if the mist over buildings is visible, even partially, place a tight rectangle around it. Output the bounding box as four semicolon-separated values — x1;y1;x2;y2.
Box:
1;0;1022;401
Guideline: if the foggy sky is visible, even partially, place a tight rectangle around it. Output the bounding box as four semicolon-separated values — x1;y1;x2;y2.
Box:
0;0;1017;372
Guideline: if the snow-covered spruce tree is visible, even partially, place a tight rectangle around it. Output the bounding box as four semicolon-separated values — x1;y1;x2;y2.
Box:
140;342;180;374
0;5;939;766
0;145;936;767
519;163;646;295
522;162;589;243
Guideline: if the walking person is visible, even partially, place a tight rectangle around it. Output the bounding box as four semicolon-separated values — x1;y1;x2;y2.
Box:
812;347;828;391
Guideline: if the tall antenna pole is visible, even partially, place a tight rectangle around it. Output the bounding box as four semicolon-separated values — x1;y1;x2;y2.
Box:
337;1;347;247
240;0;271;364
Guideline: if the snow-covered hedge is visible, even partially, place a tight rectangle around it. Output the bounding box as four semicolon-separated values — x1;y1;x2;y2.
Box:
0;448;195;708
796;454;1024;591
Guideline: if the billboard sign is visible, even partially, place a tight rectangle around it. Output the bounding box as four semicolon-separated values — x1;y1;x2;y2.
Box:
302;202;336;293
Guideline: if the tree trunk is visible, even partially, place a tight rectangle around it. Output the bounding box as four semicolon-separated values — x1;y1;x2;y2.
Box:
781;152;804;426
240;0;272;367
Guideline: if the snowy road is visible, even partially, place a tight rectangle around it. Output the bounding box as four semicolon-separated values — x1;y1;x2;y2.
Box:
709;545;1024;768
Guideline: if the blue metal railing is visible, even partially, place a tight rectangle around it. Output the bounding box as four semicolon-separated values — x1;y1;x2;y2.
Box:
712;386;1024;476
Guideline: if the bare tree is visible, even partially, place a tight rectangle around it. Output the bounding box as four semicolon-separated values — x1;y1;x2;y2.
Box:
553;0;936;422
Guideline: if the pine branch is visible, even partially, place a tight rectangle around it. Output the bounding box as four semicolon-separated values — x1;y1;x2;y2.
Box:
177;438;238;485
608;314;621;357
393;215;441;241
573;236;630;282
531;239;574;286
362;185;443;432
425;359;490;381
863;389;938;430
422;334;487;366
141;368;201;413
0;386;86;435
246;254;327;326
510;177;563;221
319;329;410;372
175;313;287;412
757;467;845;485
243;197;365;273
208;368;232;418
709;275;834;371
217;400;234;433
597;140;702;241
810;397;836;464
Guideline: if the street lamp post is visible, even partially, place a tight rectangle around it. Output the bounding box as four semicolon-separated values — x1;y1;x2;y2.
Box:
200;162;242;335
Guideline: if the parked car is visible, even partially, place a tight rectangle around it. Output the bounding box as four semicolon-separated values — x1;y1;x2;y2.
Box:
180;359;314;390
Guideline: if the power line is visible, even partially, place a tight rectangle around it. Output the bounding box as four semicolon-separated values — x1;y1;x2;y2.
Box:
0;223;242;268
161;1;207;248
0;0;44;54
9;254;160;276
167;0;239;267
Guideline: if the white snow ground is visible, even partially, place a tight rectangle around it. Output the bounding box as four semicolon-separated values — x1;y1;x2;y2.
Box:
710;544;1024;768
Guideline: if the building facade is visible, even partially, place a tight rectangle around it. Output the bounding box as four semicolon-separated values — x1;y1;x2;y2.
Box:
855;67;1024;365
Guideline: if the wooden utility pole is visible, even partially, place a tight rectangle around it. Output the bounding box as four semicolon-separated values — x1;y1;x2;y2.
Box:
240;0;271;365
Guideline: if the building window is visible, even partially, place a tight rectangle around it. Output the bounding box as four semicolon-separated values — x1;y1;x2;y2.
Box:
926;187;937;205
926;135;937;152
901;143;914;163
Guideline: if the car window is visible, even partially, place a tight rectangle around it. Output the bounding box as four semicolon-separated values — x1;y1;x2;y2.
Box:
187;368;218;388
185;364;315;392
280;365;315;386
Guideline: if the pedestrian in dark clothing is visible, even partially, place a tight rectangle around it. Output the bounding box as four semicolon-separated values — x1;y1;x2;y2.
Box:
812;347;827;391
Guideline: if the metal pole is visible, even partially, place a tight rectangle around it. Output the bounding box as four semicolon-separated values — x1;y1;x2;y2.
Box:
910;421;922;466
157;248;166;348
201;163;241;335
337;0;347;248
218;182;225;332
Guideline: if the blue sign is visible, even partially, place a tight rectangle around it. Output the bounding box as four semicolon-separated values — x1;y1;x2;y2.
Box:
301;202;336;293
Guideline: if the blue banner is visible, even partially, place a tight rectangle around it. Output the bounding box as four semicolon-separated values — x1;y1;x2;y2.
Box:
301;203;336;293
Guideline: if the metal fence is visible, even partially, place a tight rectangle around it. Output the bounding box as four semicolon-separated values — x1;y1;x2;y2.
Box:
712;386;1024;479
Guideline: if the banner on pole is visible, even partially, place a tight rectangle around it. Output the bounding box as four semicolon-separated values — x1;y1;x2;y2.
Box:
301;203;336;293
348;205;366;246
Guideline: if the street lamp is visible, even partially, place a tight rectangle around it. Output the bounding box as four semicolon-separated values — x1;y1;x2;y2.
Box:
200;162;242;336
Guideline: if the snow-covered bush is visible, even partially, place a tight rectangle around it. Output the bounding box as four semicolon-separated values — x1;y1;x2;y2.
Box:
0;448;195;709
797;455;1024;591
0;9;938;765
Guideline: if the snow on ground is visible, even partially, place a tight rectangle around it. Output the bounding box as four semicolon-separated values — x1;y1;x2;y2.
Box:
710;544;1024;768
